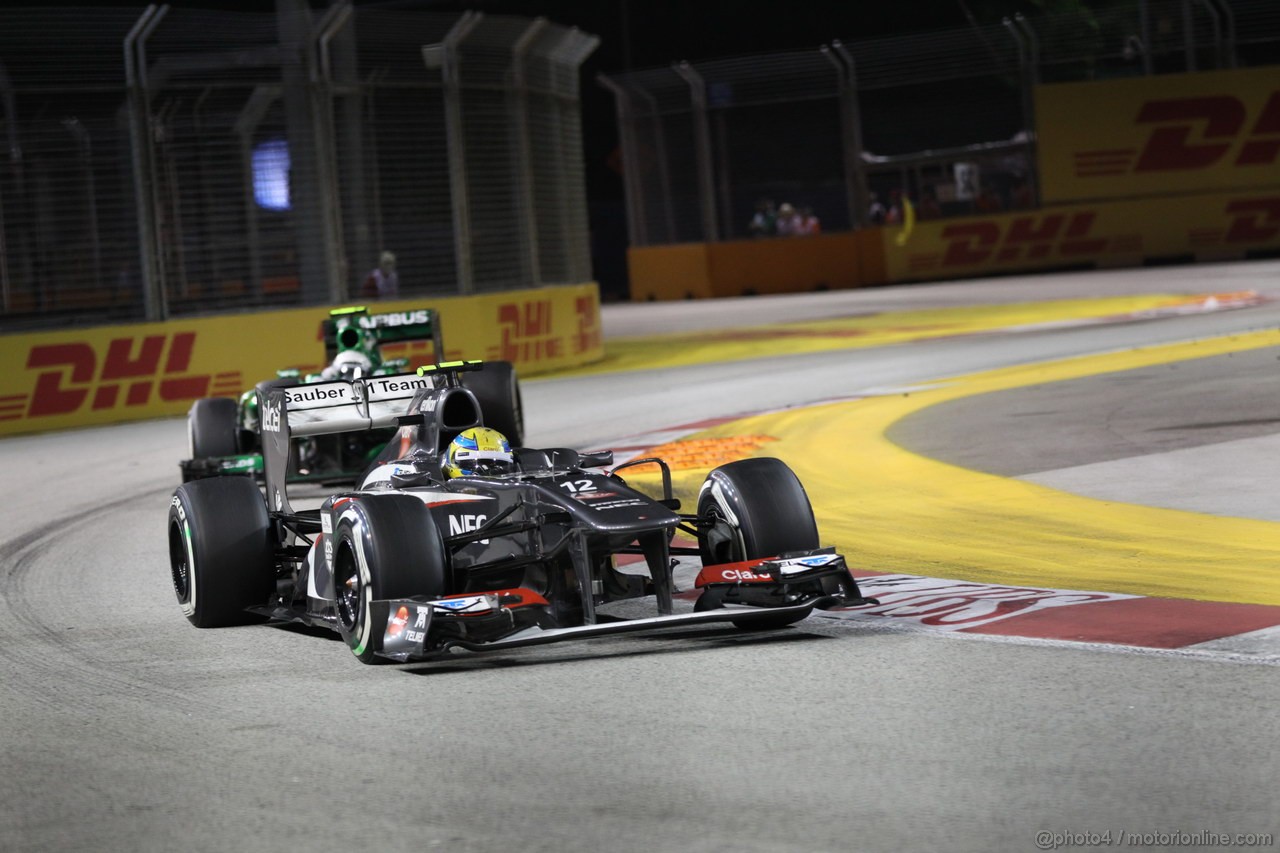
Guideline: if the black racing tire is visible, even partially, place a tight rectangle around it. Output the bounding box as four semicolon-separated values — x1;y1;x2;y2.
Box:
697;457;819;564
188;397;239;460
168;477;275;628
331;495;448;664
696;457;820;630
461;361;524;447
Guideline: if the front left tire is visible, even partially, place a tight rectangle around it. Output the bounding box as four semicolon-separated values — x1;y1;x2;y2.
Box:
168;476;275;627
695;457;822;629
331;495;448;664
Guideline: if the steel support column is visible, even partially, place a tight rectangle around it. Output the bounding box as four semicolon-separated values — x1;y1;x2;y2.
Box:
830;41;870;230
424;11;482;295
124;4;169;321
674;61;718;243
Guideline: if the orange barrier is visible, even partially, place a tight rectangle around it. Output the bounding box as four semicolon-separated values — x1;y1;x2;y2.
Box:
627;231;885;301
1036;66;1280;204
0;283;603;437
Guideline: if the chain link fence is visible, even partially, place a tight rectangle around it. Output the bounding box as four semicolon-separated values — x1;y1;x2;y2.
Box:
0;3;598;331
601;0;1280;248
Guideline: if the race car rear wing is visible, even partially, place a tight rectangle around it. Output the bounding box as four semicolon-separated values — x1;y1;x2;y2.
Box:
258;372;433;513
322;306;444;364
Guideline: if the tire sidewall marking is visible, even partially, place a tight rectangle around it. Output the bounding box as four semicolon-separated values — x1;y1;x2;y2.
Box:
171;494;198;617
339;509;374;655
705;478;747;558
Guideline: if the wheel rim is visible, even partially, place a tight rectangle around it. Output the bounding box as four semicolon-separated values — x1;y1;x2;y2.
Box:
168;520;191;603
701;504;741;565
335;546;361;632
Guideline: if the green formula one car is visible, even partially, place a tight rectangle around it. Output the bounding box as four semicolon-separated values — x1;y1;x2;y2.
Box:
180;306;523;485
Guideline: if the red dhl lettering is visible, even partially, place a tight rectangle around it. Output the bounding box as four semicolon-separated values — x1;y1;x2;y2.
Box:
1075;91;1280;176
18;332;238;419
485;300;563;364
939;212;1107;268
1224;198;1280;243
573;294;601;355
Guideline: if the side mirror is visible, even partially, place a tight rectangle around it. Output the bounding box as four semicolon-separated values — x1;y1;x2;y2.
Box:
578;449;614;469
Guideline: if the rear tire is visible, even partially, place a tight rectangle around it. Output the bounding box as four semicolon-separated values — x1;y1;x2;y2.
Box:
696;457;820;629
168;477;275;628
332;496;448;664
188;397;239;460
461;361;524;446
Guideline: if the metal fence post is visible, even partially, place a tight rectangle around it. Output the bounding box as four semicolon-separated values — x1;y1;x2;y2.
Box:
0;60;19;312
597;74;646;247
550;28;598;283
125;4;169;321
1217;0;1237;67
234;86;280;302
512;18;547;287
674;61;718;242
632;85;676;244
275;0;330;306
830;41;870;230
63;119;103;302
1183;0;1198;71
1139;0;1154;74
424;11;482;295
312;0;353;303
1194;0;1223;68
1013;14;1041;207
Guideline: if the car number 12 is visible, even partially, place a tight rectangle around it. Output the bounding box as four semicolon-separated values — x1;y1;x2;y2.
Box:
559;479;597;494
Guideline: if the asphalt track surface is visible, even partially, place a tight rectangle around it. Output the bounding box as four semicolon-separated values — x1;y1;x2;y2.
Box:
3;260;1280;853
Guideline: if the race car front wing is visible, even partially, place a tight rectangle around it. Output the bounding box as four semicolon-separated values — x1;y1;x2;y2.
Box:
367;552;878;662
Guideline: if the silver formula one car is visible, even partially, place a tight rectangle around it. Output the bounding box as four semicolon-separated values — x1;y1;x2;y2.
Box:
166;362;876;664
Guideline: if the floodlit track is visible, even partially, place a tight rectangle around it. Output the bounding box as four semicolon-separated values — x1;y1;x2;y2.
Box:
3;261;1279;853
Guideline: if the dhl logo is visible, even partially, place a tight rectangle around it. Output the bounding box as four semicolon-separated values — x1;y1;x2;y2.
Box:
573;294;602;355
485;300;564;363
1188;197;1280;248
1;332;242;421
907;212;1142;272
1075;92;1280;177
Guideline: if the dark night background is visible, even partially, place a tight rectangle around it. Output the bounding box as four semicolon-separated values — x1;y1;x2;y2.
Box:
43;0;1102;296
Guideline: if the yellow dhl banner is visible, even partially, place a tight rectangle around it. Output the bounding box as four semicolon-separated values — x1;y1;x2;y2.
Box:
1036;66;1280;204
884;190;1280;282
0;283;602;437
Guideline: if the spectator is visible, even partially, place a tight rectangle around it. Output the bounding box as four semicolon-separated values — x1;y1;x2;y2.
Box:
748;198;777;238
974;187;1003;213
867;192;886;225
916;192;941;220
1011;179;1034;210
775;202;802;236
362;250;399;299
797;206;821;235
885;189;905;225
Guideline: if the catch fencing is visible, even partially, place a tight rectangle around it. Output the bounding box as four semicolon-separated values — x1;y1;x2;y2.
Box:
0;3;598;330
600;0;1280;248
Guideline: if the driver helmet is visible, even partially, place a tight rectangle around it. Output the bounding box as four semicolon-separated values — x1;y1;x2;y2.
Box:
324;349;374;381
444;427;514;478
